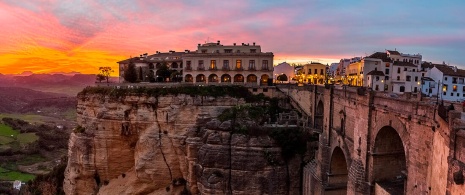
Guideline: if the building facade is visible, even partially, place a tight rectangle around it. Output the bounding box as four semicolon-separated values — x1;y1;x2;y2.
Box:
296;62;328;84
117;41;274;86
273;62;296;83
424;64;465;101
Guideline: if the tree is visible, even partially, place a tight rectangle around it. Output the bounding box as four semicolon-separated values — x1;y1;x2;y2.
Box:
156;62;171;82
277;74;288;83
124;61;138;83
96;74;105;83
98;67;113;83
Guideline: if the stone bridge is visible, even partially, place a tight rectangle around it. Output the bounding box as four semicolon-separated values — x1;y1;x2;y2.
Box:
276;85;465;195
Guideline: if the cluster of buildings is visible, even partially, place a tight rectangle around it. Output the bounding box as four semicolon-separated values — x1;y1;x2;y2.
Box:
117;43;465;102
118;41;274;86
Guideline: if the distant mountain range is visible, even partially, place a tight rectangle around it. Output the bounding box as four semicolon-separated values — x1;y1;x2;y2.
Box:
0;73;115;96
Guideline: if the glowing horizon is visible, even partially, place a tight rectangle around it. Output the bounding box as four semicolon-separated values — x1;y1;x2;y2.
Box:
0;1;464;76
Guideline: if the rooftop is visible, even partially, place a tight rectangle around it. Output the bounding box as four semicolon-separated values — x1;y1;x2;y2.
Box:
393;61;417;67
366;70;385;76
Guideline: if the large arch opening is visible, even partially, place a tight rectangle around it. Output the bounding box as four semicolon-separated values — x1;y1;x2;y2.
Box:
246;74;257;83
372;126;406;194
314;100;324;131
208;74;219;83
171;62;178;69
184;74;193;82
260;74;269;85
327;147;348;194
196;74;206;83
234;74;244;83
221;74;231;83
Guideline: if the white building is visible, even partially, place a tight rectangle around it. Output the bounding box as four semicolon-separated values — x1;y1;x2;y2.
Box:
273;62;295;83
423;63;465;101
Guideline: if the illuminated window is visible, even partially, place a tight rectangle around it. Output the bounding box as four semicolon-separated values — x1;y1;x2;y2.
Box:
210;60;216;70
236;60;242;69
453;85;457;92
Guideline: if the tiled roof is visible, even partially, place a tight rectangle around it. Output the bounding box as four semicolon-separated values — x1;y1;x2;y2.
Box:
367;52;391;62
434;65;465;77
366;70;385;76
393;61;417;67
387;50;401;55
421;62;436;69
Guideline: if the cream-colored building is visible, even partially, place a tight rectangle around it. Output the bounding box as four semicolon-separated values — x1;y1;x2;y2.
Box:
183;41;274;85
296;62;327;84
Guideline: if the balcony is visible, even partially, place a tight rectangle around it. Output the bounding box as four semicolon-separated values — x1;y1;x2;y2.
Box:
248;67;256;71
235;67;244;71
185;66;192;71
222;66;230;71
209;67;218;71
197;67;205;71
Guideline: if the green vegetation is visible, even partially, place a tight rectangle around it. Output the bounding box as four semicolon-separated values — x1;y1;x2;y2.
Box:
73;125;86;133
0;136;14;145
17;133;39;146
79;85;266;102
0;124;19;137
0;167;35;181
17;154;46;166
0;113;50;124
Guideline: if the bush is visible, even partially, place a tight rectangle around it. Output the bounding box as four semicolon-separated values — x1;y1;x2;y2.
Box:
73;126;85;134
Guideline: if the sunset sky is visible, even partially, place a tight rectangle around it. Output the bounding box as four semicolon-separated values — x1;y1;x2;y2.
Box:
0;0;464;75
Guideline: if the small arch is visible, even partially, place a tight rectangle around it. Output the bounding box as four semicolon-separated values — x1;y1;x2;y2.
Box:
221;74;231;83
372;126;406;193
234;74;244;83
208;74;219;83
185;74;193;82
196;74;206;83
171;62;178;69
327;147;348;194
260;74;269;85
246;74;257;83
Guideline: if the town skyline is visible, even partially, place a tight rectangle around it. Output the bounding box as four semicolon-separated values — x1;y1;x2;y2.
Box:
0;0;464;75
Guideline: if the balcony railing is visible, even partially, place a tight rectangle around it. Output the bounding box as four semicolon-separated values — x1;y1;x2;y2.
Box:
222;66;230;71
235;67;244;71
197;67;205;71
209;67;218;71
248;67;256;71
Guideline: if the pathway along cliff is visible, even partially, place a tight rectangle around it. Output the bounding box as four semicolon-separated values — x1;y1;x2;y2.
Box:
63;86;314;195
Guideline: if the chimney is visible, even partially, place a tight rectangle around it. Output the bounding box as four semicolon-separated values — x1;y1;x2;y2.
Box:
217;40;220;45
253;42;255;46
184;50;189;53
198;43;201;46
156;51;158;54
143;53;148;58
233;43;236;46
139;55;144;60
242;43;244;46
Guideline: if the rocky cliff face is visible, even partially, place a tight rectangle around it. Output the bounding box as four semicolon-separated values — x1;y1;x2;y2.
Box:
64;93;301;195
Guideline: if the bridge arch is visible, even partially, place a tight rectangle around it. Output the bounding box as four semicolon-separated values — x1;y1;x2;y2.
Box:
372;125;407;194
328;146;348;194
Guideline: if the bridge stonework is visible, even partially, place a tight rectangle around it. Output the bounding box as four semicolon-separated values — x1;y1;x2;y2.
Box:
280;85;465;195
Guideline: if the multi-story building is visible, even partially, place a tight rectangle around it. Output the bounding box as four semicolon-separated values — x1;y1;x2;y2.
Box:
423;63;465;101
345;50;423;94
117;41;274;85
182;41;274;85
118;51;184;83
296;62;327;84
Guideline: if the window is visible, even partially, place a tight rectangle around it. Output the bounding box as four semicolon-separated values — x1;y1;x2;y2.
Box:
385;69;389;75
376;76;379;81
210;60;216;70
198;60;204;70
443;92;446;95
314;69;317;75
236;50;241;53
413;69;416;72
445;77;448;81
236;60;242;69
414;87;417;92
320;69;323;75
463;86;465;92
397;67;400;73
443;84;448;92
385;76;389;81
249;60;255;70
186;61;192;70
406;76;411;81
453;77;458;84
308;69;312;74
453;85;457;92
463;94;465;97
262;60;269;70
404;68;407;71
397;76;400;80
386;63;390;67
223;60;229;70
415;76;418;82
422;73;425;77
400;86;405;92
224;49;232;53
457;93;460;97
451;93;454;96
375;85;379;91
375;67;378;71
250;49;256;53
